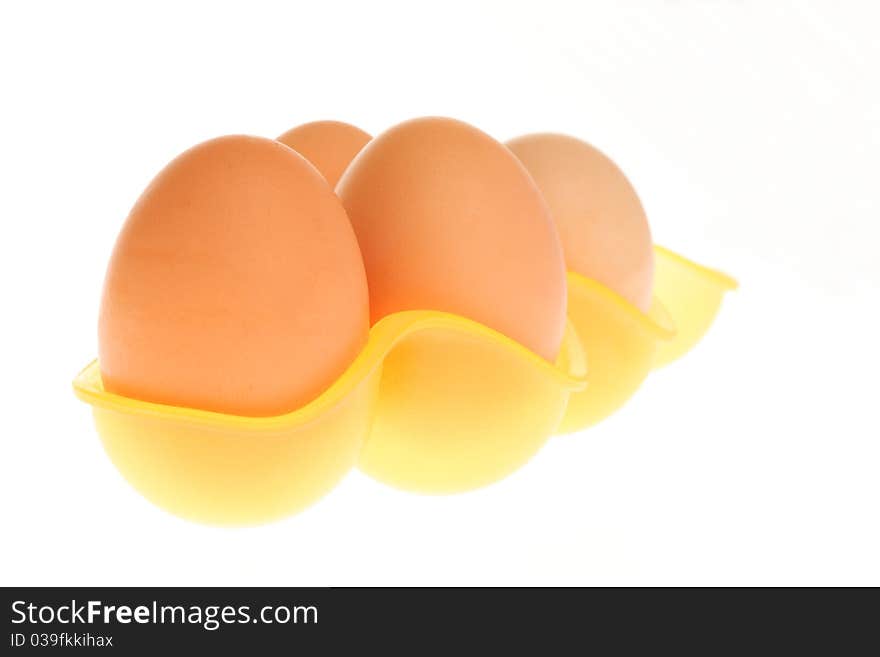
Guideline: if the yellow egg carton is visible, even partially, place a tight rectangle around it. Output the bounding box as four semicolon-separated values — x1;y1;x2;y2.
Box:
559;245;738;432
73;245;735;525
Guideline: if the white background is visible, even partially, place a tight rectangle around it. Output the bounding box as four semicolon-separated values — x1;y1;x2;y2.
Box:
1;1;878;586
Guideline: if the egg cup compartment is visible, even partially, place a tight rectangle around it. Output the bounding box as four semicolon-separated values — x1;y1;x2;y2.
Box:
73;356;381;526
651;245;738;368
557;245;736;433
556;272;674;433
358;311;587;494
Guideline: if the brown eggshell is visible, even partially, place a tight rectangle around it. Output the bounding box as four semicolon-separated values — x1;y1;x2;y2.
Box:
506;133;654;312
277;121;372;188
336;117;567;361
99;135;369;416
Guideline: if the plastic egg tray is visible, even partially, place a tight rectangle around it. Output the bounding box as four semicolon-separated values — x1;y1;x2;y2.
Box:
74;245;735;525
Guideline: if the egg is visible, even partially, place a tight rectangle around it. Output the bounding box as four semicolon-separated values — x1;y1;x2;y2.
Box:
506;134;654;312
98;135;369;417
336;117;567;361
277;120;372;188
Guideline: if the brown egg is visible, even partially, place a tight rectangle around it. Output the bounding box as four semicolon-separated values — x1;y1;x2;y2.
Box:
336;117;567;361
99;135;369;417
277;121;371;188
506;134;654;312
